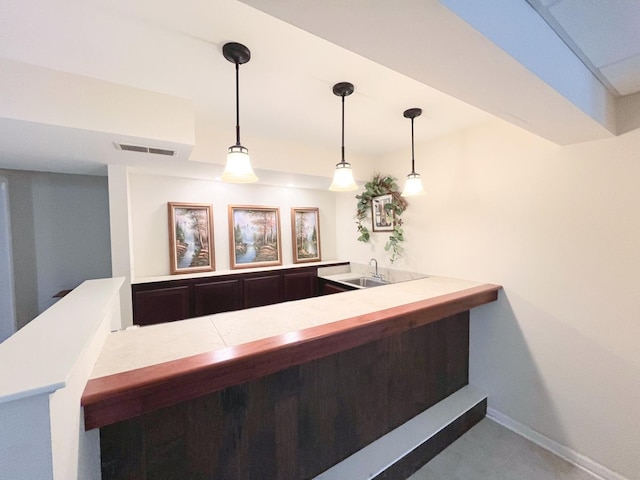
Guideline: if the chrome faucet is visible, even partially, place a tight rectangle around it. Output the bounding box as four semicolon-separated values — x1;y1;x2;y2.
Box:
369;258;382;280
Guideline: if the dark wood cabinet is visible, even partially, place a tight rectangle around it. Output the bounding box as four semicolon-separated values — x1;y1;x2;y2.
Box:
131;263;347;326
243;274;283;308
283;269;318;301
194;278;243;317
318;277;356;295
133;285;191;326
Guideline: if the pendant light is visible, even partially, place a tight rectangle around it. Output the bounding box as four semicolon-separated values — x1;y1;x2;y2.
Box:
401;108;426;197
221;42;258;183
329;82;358;192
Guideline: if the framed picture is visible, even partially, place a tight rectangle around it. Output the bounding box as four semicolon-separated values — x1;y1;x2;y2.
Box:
168;202;215;275
371;194;395;232
291;207;321;263
228;205;282;269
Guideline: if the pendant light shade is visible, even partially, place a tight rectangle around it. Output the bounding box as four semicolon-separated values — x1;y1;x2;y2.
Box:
329;82;358;192
401;108;426;197
221;42;258;183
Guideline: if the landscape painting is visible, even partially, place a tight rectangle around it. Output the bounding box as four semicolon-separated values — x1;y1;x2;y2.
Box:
168;202;215;274
291;207;321;263
229;205;282;269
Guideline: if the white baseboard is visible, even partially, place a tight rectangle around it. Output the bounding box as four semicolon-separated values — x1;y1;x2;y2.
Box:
487;408;629;480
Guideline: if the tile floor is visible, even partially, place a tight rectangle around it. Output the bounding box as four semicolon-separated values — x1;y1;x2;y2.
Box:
408;418;599;480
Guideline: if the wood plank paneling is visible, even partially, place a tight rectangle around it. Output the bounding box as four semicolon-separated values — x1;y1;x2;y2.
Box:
99;416;145;479
99;313;470;480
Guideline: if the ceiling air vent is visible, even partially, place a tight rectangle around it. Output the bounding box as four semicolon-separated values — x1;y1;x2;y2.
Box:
114;143;176;156
148;147;175;156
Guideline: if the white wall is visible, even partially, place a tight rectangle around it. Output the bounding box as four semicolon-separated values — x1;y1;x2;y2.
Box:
2;170;112;329
108;165;135;327
128;172;338;278
31;173;112;313
337;119;640;479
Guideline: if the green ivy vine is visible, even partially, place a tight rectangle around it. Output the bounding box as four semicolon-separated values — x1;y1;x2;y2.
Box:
355;173;408;263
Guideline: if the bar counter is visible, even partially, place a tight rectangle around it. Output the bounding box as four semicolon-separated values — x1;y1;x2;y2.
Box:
82;275;500;431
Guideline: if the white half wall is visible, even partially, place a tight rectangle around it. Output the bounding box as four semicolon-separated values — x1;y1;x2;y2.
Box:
0;277;123;480
336;119;640;480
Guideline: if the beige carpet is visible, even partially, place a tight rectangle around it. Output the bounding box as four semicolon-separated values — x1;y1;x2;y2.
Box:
408;418;598;480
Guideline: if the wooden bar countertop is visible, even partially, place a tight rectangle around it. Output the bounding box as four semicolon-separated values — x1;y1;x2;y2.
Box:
82;275;501;430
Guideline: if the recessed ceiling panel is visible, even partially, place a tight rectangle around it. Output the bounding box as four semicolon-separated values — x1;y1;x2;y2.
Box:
548;0;640;68
600;54;640;96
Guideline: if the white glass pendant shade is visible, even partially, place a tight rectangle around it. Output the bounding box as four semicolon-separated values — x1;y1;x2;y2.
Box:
329;162;358;191
401;172;426;197
221;145;258;183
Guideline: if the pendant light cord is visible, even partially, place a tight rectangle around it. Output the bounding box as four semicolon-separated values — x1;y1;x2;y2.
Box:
341;94;346;163
235;62;241;146
410;117;416;174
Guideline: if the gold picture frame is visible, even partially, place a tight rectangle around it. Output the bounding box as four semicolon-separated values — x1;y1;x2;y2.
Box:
168;202;215;274
228;205;282;269
291;207;321;263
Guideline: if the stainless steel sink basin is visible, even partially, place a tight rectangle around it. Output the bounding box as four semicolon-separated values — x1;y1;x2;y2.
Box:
343;277;387;288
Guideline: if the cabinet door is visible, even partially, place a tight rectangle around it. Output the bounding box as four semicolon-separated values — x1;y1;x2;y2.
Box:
318;279;355;295
283;270;318;301
194;279;242;316
133;286;190;326
243;274;283;309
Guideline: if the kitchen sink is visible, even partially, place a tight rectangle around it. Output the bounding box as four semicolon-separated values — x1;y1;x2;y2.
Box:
343;277;387;288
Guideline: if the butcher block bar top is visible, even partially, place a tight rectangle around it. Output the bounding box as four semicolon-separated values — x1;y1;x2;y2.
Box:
82;275;501;430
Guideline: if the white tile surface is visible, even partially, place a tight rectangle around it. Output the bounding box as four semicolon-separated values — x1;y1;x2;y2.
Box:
90;317;225;378
212;276;483;347
91;275;487;378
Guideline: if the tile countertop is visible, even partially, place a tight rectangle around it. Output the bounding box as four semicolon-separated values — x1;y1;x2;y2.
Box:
90;273;488;379
317;263;429;286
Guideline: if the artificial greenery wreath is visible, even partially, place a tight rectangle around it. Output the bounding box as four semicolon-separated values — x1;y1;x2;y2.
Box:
355;173;408;263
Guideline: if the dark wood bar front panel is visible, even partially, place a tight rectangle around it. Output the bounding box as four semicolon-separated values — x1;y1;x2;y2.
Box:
99;311;470;480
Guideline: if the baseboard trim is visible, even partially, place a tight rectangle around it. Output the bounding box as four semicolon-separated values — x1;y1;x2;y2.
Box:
487;408;629;480
314;385;487;480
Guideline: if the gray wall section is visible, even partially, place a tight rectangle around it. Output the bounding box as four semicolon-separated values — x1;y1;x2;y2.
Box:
0;176;17;341
1;170;111;329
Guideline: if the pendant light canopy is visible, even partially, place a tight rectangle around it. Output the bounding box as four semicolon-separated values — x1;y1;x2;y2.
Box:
329;82;358;192
221;42;258;183
401;108;426;197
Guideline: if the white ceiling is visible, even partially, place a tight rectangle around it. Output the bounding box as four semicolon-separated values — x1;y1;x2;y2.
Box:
0;0;638;187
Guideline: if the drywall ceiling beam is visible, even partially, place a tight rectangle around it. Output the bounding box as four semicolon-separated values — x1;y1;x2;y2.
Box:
240;0;617;145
